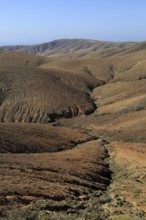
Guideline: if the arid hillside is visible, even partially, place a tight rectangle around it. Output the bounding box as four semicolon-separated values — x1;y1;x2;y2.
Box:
0;51;106;123
0;39;146;219
0;39;136;57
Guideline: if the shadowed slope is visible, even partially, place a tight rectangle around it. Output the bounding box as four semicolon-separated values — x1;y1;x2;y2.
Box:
0;123;93;153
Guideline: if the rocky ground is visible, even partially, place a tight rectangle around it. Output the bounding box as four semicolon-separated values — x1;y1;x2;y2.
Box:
103;142;146;220
0;134;145;220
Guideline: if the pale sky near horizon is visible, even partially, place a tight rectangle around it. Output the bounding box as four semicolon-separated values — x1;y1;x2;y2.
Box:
0;0;146;45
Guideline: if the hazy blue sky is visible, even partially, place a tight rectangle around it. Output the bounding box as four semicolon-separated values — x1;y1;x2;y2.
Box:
1;0;146;45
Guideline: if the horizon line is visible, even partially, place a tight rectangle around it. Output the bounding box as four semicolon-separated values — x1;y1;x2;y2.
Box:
0;38;141;47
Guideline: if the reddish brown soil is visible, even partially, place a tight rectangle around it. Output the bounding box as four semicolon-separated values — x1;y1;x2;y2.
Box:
0;123;92;153
0;42;146;219
0;136;110;212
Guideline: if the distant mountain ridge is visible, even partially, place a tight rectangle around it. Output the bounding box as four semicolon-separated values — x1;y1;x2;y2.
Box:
0;39;137;57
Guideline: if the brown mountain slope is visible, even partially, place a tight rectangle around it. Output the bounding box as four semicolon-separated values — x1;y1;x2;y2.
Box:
0;123;111;219
0;51;104;123
0;39;146;219
0;123;93;153
45;41;146;218
0;39;136;58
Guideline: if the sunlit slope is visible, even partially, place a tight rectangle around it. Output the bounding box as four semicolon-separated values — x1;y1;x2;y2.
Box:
0;51;103;123
0;123;110;213
49;41;146;145
0;39;136;57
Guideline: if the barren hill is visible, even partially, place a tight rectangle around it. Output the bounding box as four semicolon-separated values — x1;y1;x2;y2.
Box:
0;51;105;123
0;39;136;57
0;39;146;219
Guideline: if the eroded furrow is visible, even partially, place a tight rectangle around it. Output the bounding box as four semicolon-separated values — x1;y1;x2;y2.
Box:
0;138;112;219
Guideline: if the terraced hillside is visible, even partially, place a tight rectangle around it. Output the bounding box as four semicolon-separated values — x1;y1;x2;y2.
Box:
0;39;146;219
